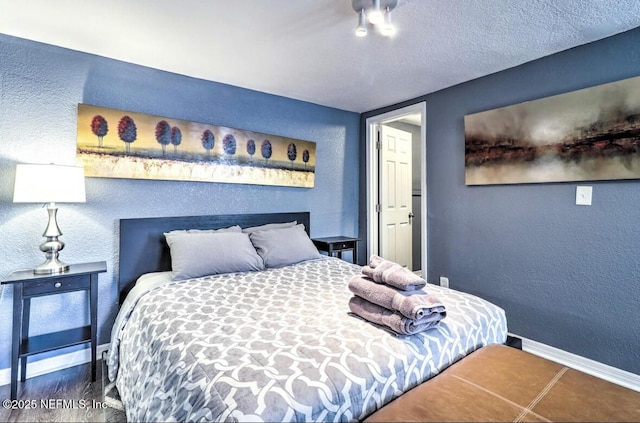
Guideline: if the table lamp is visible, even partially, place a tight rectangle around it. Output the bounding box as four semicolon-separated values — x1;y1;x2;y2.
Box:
13;164;86;274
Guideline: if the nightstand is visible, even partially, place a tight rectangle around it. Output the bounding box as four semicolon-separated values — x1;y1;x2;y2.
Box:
1;261;107;400
312;236;360;263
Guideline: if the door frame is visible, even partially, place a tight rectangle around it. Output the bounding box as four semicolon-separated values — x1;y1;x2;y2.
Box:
365;101;427;274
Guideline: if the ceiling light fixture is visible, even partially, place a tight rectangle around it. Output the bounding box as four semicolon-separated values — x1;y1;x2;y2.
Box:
352;0;399;38
381;6;395;37
355;9;368;37
368;0;383;25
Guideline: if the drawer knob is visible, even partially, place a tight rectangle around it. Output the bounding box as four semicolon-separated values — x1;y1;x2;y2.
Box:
54;282;61;288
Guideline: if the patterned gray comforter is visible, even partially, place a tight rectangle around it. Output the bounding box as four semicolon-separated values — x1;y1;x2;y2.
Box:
108;257;507;422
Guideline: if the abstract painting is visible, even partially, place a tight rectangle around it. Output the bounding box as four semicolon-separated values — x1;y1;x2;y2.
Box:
76;104;316;188
464;75;640;185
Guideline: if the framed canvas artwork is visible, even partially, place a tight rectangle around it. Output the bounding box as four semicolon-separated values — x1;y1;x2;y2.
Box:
76;104;316;188
465;75;640;185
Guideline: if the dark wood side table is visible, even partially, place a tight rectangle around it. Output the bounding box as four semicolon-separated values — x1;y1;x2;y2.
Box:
1;261;107;400
312;236;360;263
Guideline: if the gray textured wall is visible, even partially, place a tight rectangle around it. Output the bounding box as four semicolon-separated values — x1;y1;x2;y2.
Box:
0;34;360;371
363;28;640;374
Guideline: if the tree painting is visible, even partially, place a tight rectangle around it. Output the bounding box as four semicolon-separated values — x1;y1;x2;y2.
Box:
261;139;272;164
155;120;172;156
287;143;297;168
77;104;317;188
201;129;215;155
223;134;237;155
171;126;182;154
302;149;310;170
118;115;137;154
246;139;256;162
90;115;108;148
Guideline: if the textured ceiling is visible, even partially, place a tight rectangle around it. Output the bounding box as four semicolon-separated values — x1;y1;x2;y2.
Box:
1;0;640;113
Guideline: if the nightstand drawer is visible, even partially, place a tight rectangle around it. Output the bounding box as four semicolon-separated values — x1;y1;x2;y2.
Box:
334;242;354;250
23;275;89;296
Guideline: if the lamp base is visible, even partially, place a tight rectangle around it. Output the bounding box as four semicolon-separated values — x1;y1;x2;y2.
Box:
34;204;70;275
34;258;70;275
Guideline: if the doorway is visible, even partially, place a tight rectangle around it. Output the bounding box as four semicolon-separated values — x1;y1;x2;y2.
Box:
365;102;426;274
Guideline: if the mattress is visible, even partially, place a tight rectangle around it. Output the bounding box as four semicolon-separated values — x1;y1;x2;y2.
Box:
107;257;507;422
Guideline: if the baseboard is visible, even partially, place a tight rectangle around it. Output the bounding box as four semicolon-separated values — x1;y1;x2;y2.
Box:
511;333;640;392
0;343;110;387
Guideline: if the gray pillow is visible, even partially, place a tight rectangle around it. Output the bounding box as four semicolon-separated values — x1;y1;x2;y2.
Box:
164;231;264;280
242;221;297;233
249;224;322;268
165;225;241;235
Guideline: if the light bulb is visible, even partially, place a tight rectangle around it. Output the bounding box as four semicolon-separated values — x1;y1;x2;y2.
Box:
381;6;395;36
355;9;368;37
368;0;383;25
381;23;395;36
368;10;383;25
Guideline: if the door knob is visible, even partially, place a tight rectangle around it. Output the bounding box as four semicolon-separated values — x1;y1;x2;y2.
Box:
408;212;414;224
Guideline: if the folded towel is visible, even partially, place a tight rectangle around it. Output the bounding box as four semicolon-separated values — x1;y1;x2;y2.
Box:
362;255;426;291
368;255;385;268
348;275;446;320
348;296;442;336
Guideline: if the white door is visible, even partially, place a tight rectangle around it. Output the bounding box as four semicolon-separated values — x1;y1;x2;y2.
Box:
379;125;413;269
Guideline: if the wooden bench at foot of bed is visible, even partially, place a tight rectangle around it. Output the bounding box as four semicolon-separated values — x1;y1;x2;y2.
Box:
365;344;640;422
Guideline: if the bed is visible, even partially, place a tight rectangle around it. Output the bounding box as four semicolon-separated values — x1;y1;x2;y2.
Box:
107;212;507;422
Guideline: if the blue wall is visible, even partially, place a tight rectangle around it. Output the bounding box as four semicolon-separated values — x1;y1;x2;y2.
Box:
0;34;360;371
363;28;640;374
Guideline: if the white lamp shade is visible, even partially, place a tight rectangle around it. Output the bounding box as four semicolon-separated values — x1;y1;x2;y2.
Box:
13;164;86;203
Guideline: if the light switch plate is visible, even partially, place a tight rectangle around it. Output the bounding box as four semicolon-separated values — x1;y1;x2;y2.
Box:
576;186;592;206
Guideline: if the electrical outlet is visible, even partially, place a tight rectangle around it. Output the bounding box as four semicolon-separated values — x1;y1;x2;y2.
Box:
439;276;449;288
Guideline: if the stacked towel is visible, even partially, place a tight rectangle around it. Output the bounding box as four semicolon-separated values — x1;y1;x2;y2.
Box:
362;255;426;291
348;275;445;320
348;256;446;335
348;296;442;335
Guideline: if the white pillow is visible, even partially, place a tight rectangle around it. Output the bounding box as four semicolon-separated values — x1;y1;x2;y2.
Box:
164;231;264;280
